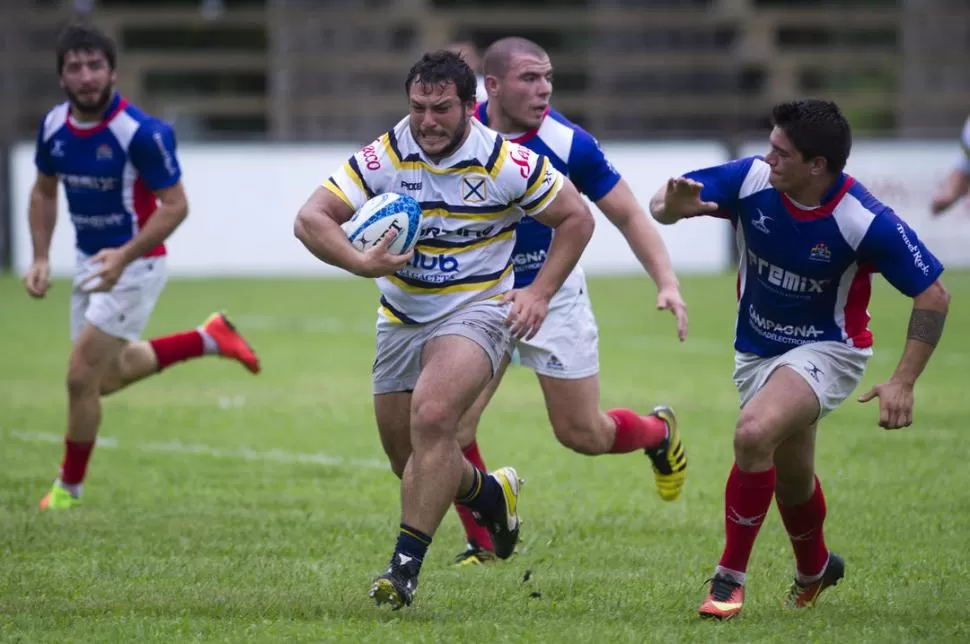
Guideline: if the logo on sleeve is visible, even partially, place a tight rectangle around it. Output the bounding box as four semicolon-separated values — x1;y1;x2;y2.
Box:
509;146;532;179
152;132;177;176
360;143;381;171
895;223;931;276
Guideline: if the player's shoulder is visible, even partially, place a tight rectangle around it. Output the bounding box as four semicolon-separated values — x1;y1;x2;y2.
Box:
960;115;970;148
843;177;892;217
364;115;412;170
727;155;772;199
466;118;510;173
827;177;896;246
108;99;176;149
37;101;71;143
545;108;594;145
530;107;585;164
494;135;546;185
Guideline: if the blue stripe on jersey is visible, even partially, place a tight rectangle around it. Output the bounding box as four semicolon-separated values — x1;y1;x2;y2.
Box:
392;264;511;290
380;296;420;325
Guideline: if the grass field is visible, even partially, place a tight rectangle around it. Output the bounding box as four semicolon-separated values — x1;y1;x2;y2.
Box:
1;270;968;643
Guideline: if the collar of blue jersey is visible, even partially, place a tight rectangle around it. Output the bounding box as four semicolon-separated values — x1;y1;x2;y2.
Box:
69;91;123;127
820;172;850;204
474;101;547;143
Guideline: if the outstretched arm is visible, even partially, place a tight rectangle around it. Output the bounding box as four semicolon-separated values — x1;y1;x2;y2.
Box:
597;179;687;340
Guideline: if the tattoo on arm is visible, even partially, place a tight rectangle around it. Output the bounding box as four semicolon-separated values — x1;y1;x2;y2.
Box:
907;308;946;347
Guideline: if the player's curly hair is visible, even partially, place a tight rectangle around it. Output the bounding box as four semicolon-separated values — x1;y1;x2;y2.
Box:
56;22;117;74
771;99;852;174
405;50;478;105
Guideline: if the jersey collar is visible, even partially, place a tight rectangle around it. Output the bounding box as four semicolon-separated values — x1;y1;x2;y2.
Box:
780;173;855;221
66;92;127;137
475;101;548;144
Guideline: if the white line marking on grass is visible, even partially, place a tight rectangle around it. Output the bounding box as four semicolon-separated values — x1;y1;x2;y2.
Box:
3;429;388;471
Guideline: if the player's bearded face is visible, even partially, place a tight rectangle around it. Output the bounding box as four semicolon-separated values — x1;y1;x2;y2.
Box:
497;55;552;131
408;81;474;159
60;50;116;115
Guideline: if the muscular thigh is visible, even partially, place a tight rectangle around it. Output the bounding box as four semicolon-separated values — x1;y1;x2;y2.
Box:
410;300;511;443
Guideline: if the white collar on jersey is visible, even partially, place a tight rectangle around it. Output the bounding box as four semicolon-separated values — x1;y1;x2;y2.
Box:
785;195;822;210
68;114;102;130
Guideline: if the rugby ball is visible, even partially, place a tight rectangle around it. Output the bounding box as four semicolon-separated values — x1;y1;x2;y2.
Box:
341;193;422;255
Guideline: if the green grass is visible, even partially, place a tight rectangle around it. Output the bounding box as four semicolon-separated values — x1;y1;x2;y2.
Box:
1;271;968;643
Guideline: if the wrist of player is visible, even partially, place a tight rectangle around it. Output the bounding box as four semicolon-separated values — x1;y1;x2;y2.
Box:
654;274;680;292
346;247;377;278
888;373;916;389
524;280;556;303
118;242;143;266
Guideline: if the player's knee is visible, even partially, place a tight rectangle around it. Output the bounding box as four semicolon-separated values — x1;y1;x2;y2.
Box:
99;371;123;396
733;411;775;461
98;356;126;396
551;417;607;455
66;361;100;399
411;397;458;444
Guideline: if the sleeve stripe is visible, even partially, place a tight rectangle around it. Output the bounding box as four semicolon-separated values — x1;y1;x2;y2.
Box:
522;173;563;214
324;177;353;208
521;156;550;201
347;157;376;199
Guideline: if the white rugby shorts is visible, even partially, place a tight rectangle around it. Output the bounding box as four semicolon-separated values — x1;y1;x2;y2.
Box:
734;340;872;421
513;267;600;379
71;249;167;343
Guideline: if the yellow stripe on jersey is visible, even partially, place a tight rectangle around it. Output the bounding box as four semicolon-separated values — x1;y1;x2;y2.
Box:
386;263;513;295
323;178;353;208
344;159;374;199
378;304;404;323
487;140;508;179
520;156;552;203
522;173;564;215
421;205;516;222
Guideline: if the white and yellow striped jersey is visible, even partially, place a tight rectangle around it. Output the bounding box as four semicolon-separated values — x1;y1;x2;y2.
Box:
324;116;565;324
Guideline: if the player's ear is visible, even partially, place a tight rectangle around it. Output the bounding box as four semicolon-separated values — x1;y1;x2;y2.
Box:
809;156;827;176
484;75;499;97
